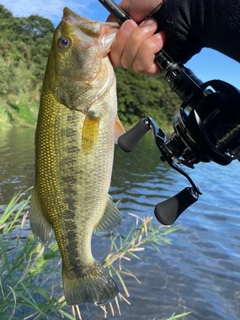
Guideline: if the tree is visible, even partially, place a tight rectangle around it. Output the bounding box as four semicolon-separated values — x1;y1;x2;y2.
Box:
115;68;181;128
0;5;181;129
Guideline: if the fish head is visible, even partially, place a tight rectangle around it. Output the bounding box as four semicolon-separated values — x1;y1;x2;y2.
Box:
45;7;119;110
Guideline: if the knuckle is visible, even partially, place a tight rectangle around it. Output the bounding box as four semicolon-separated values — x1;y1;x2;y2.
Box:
121;57;131;69
132;59;144;73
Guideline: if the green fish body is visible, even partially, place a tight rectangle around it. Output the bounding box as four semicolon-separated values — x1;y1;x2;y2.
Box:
30;7;125;306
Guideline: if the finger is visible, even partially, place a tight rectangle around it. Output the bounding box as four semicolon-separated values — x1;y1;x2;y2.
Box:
132;31;166;75
109;20;137;67
121;18;158;69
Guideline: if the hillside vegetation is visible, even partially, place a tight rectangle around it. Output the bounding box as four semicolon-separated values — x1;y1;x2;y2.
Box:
0;5;180;129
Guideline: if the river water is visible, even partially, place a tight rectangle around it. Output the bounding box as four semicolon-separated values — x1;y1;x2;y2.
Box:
0;127;240;320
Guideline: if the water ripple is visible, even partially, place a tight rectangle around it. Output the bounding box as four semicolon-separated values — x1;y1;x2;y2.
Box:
1;129;240;319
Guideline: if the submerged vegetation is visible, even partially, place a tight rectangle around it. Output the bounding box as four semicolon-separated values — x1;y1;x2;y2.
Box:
0;191;190;319
0;5;180;130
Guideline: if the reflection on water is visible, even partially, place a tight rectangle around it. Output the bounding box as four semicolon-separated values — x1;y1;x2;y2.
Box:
0;128;35;205
0;127;240;320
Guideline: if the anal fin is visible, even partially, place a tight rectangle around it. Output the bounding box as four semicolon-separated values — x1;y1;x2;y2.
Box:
94;196;122;235
29;187;52;243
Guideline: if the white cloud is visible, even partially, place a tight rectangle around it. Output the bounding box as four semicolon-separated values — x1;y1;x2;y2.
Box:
1;0;106;24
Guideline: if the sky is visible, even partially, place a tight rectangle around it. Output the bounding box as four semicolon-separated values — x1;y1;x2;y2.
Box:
1;0;240;89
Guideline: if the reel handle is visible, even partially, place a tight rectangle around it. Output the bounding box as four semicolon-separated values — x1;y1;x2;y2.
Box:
154;187;199;225
118;119;150;152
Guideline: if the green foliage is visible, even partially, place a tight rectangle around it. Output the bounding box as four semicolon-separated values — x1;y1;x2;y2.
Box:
0;5;180;130
115;68;181;129
0;5;54;127
0;191;73;319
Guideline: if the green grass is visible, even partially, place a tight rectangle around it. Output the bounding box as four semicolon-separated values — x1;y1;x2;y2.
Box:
8;101;38;126
0;190;66;319
0;190;190;319
103;213;180;299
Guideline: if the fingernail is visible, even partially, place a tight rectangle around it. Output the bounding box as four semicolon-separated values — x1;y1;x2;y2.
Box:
121;20;136;35
154;32;163;40
140;18;157;32
154;31;165;45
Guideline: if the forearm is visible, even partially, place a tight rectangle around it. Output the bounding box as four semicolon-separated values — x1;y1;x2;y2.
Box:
153;0;240;63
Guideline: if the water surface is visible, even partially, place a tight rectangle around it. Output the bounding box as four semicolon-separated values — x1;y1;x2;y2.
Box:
0;127;240;320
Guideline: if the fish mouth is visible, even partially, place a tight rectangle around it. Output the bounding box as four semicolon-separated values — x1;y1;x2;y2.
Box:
62;7;119;30
62;7;119;54
63;7;92;24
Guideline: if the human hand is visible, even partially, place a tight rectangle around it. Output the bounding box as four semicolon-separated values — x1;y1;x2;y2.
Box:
108;0;165;75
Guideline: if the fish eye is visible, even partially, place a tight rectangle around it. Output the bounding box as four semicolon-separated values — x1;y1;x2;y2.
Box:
58;36;70;50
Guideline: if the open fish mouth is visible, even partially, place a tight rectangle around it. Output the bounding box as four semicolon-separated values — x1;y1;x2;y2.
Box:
62;7;119;49
63;7;94;24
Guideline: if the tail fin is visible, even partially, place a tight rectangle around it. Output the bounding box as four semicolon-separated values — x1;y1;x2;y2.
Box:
62;262;118;306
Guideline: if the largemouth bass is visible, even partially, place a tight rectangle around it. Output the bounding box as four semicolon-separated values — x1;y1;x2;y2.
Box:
29;7;125;306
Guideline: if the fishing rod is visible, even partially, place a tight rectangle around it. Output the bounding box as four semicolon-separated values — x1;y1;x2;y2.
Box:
99;0;240;225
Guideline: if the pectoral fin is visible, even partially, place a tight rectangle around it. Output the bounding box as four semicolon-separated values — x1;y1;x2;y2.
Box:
94;196;122;235
29;187;52;243
114;116;125;143
82;111;100;154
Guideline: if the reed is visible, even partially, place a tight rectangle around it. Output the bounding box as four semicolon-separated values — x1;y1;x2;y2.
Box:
0;191;190;320
103;212;180;300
